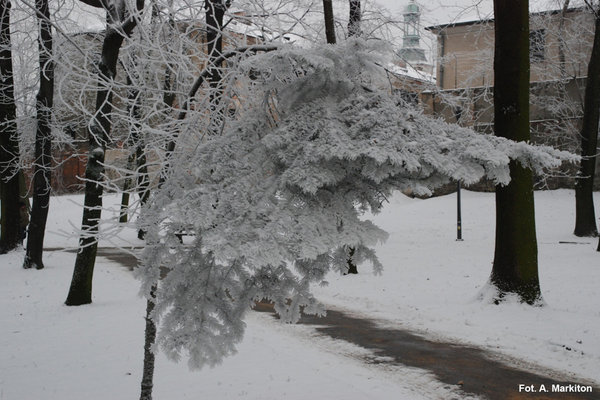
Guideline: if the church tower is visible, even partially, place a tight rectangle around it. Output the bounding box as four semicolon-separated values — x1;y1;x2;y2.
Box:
398;0;430;72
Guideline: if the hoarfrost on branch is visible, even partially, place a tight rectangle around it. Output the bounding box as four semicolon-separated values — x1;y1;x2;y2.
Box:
135;39;575;369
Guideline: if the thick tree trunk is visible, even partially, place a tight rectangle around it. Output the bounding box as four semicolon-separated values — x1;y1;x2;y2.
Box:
323;0;336;44
0;0;21;254
24;0;54;269
205;0;227;70
205;0;230;136
139;284;157;400
573;13;600;237
66;2;143;305
490;0;541;304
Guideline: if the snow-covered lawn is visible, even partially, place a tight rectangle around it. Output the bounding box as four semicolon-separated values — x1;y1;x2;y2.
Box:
313;189;600;384
1;189;598;399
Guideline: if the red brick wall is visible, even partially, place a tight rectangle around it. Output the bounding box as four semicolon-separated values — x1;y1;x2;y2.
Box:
23;147;88;195
52;150;87;193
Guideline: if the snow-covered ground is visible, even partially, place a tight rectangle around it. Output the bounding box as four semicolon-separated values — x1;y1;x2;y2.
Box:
314;189;600;385
1;189;598;399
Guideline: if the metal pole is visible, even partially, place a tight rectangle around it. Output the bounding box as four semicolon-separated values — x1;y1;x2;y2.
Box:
457;181;463;241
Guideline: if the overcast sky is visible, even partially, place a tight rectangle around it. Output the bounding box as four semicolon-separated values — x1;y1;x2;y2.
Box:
373;0;585;26
374;0;492;26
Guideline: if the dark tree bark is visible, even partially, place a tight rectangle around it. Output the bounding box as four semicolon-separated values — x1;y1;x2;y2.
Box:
343;0;361;274
66;0;144;306
139;284;157;400
573;8;600;237
346;246;357;274
205;0;231;136
490;0;541;304
23;0;54;269
323;0;336;44
348;0;361;37
205;0;228;71
0;0;21;254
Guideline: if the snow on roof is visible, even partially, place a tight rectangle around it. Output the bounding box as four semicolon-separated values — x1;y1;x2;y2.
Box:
387;62;436;84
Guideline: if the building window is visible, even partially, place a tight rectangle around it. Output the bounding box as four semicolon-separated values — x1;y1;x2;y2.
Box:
530;29;545;62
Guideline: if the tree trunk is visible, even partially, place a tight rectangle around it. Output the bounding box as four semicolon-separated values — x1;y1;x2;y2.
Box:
490;0;541;304
139;284;157;400
119;64;143;224
323;0;336;44
348;0;361;37
346;246;358;274
0;0;21;254
24;0;54;269
129;73;150;240
119;166;133;223
121;3;168;233
345;0;361;273
573;12;600;237
66;2;144;305
205;0;230;136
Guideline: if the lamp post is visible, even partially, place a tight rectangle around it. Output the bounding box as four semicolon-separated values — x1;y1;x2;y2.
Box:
457;181;463;241
454;106;464;242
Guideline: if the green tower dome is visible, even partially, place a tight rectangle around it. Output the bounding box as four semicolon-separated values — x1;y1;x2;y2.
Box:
404;0;420;15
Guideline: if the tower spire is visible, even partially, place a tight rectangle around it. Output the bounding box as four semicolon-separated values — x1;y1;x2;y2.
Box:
398;0;428;67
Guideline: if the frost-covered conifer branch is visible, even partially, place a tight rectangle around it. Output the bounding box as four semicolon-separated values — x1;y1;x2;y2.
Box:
135;39;576;370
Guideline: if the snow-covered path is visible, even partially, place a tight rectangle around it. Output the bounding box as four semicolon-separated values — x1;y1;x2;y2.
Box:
0;250;477;400
1;189;598;399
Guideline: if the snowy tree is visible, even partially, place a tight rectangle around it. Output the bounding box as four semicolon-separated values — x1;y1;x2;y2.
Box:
62;0;322;307
0;0;22;253
490;0;541;305
23;0;55;269
66;0;145;306
9;0;571;390
348;0;361;37
345;0;361;275
574;0;600;237
134;39;575;371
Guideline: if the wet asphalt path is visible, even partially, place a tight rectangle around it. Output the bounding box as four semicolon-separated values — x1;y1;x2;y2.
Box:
254;301;599;400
